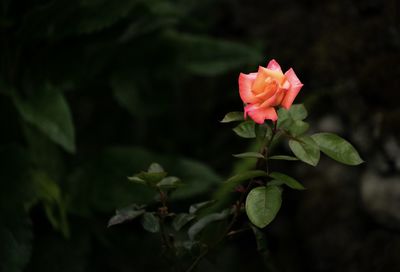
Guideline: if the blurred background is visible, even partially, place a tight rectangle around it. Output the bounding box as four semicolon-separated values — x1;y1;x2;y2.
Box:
1;0;400;271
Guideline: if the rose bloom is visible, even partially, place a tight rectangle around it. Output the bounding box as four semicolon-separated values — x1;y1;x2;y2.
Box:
238;59;303;124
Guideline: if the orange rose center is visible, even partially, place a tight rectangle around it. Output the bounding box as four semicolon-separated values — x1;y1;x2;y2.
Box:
250;69;290;107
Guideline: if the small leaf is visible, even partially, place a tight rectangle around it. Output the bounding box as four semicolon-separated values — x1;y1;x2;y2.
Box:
269;155;298;161
221;112;244;123
172;213;195;231
233;152;265;159
157;176;181;189
289;104;308;120
269;172;305;190
311;133;363;166
141;212;160;233
233;121;256;138
188;210;230;240
137;171;167;184
127;176;147;185
288;120;309;137
148;163;164;173
108;204;146;227
277;108;293;128
245;186;282;228
289;136;320;166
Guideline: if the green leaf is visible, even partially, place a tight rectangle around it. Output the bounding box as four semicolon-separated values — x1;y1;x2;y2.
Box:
288;120;309;137
12;84;75;153
277;108;293;128
268;155;298;161
148;163;164;173
245;186;282;228
288;104;308;120
311;133;363;165
141;213;160;233
233;121;256;138
277;104;307;131
108;204;146;227
220;112;244;123
188;210;230;240
289;136;320;166
172;213;195;231
127;176;147;185
157;176;181;190
233;152;265;159
137;171;167;185
268;172;305;190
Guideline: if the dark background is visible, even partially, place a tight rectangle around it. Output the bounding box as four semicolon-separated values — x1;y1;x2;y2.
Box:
1;0;400;271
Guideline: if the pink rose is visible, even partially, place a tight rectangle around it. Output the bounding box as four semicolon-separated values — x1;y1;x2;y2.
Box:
238;59;303;124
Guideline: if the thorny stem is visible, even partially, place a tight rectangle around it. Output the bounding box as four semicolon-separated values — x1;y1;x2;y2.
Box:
186;122;279;272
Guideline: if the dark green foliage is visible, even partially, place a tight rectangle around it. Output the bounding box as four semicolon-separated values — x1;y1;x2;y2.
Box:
268;172;305;190
0;0;264;270
0;0;390;270
289;136;321;166
0;146;33;272
312;133;364;165
245;186;282;228
233;121;257;138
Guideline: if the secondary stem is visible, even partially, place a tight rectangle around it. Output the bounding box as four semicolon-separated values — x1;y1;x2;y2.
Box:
185;122;278;272
157;189;180;269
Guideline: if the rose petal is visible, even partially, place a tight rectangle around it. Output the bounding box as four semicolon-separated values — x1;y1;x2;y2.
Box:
263;68;285;84
238;73;258;103
245;104;278;124
266;59;282;73
260;92;277;108
252;66;285;93
251;66;268;93
285;68;302;86
254;81;278;101
275;89;286;105
281;68;303;109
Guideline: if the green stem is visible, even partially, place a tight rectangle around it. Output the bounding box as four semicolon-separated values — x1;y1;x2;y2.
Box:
157;189;181;271
185;122;280;271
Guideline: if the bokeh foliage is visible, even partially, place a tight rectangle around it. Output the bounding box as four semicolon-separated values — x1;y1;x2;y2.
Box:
0;0;263;271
